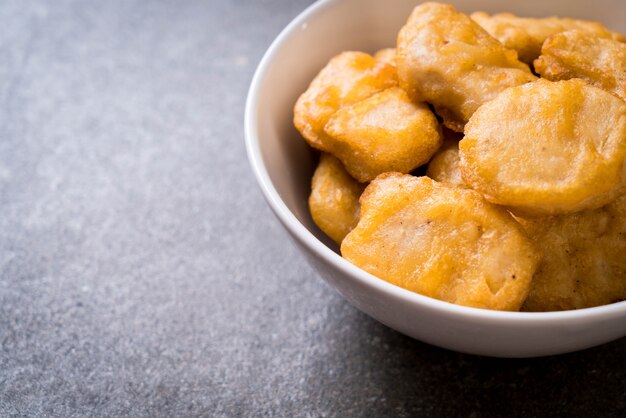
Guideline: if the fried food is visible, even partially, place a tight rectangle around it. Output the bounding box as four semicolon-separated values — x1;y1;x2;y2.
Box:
519;193;626;311
426;129;466;188
470;12;625;65
324;87;442;182
534;30;626;101
373;48;397;70
341;174;540;310
309;153;366;244
396;2;536;132
295;3;626;311
460;79;626;216
293;51;397;151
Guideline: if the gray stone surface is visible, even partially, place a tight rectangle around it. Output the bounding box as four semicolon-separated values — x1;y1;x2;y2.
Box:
0;0;625;416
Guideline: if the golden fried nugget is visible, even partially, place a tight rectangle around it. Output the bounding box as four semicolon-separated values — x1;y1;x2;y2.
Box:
535;30;626;101
426;129;466;188
471;12;625;65
309;153;366;244
293;51;397;152
374;48;397;70
324;87;442;182
460;79;626;216
519;193;626;311
341;174;540;310
396;2;536;132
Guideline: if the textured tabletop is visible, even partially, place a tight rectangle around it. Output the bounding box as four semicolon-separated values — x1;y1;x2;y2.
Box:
1;0;625;416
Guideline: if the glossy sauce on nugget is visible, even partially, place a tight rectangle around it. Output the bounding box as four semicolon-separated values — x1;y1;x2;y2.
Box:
535;30;626;101
309;153;365;245
396;2;536;132
324;87;442;182
460;79;626;216
471;12;625;65
293;51;397;151
519;193;626;311
341;174;540;310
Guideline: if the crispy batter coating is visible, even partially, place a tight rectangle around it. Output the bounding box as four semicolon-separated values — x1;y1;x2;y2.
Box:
293;51;397;151
471;12;625;65
373;48;397;70
534;30;626;101
297;5;626;312
519;193;626;311
460;79;626;216
324;87;442;182
309;153;366;244
396;2;536;132
341;174;540;310
426;129;466;188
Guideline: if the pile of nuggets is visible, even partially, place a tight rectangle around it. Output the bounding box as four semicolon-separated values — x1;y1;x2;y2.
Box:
293;2;626;311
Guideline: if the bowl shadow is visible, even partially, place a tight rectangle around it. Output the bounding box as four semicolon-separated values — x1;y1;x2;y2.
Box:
302;300;626;417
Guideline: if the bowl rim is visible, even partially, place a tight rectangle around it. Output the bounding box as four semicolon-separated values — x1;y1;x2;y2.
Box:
244;0;626;324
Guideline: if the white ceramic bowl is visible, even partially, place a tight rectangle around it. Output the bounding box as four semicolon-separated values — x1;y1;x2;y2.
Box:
245;0;626;357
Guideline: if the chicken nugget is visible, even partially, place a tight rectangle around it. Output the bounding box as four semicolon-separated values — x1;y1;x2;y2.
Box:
324;87;442;182
373;48;397;70
460;79;626;216
471;12;625;65
519;193;626;311
294;51;397;151
426;129;466;188
309;153;366;244
534;30;626;101
396;2;536;132
341;174;540;310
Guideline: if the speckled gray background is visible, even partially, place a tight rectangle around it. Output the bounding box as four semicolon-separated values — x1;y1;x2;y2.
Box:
1;0;625;416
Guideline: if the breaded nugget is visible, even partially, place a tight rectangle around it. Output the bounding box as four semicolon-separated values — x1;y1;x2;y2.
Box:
309;153;366;244
324;87;442;182
535;30;626;101
373;48;397;70
293;51;397;151
471;12;625;65
519;193;626;311
426;129;466;188
341;174;540;310
460;79;626;216
396;2;536;132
